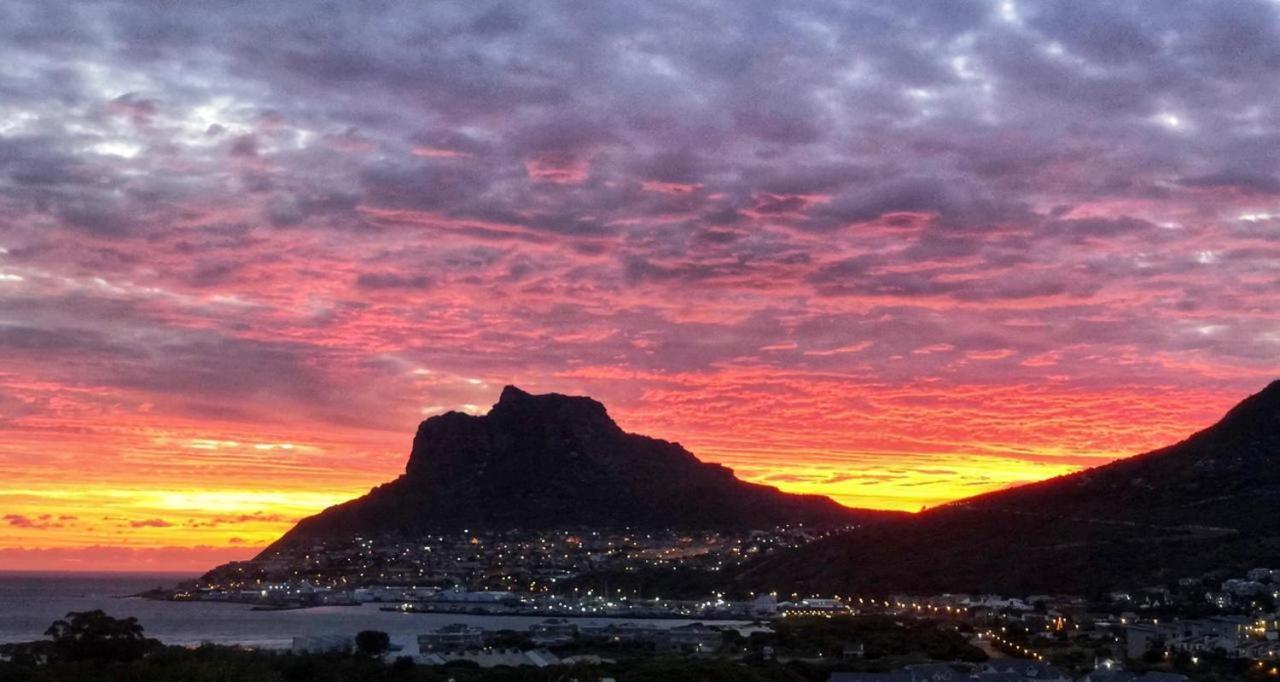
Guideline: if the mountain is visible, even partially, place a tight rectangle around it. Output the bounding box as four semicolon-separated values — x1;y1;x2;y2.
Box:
740;380;1280;596
260;386;897;554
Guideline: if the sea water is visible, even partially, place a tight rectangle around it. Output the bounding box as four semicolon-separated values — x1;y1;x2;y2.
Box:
0;572;738;652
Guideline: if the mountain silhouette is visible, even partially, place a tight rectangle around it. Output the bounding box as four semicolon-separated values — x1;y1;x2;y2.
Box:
260;386;896;555
740;380;1280;595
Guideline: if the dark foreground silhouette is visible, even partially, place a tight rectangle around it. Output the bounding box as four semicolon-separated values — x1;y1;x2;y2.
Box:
0;610;990;682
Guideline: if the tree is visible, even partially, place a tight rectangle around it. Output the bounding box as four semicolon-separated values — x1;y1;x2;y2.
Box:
43;610;156;663
355;630;390;657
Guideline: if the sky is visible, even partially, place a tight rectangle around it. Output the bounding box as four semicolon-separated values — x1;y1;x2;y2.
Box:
1;0;1279;571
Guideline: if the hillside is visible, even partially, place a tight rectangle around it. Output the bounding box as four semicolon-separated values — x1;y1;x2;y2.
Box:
739;380;1280;596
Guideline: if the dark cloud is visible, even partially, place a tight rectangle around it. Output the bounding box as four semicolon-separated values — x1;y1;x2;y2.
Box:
5;514;69;529
187;512;291;528
1180;170;1280;195
128;519;173;528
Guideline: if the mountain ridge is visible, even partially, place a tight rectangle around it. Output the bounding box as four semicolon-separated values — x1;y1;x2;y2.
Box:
737;380;1280;596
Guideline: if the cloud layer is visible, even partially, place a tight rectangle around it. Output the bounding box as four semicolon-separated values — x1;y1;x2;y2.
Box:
1;0;1278;565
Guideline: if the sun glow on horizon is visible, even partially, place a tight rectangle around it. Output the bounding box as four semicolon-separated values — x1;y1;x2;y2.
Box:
1;376;1251;570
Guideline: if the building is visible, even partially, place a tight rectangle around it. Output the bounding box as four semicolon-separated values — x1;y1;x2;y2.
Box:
1123;624;1161;660
978;660;1069;679
291;635;353;654
897;664;972;681
663;623;723;653
417;648;559;668
529;619;578;646
417;623;484;651
750;593;779;616
828;661;1072;681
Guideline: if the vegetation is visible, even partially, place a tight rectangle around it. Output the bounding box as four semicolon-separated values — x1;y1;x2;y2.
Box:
0;611;1006;682
43;610;160;664
767;614;986;662
355;631;392;658
26;611;1279;682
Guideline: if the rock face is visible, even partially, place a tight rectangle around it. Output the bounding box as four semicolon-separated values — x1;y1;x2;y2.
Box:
740;380;1280;595
261;386;894;554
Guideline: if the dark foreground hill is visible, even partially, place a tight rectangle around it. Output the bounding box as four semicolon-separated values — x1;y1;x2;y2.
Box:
260;386;897;555
740;380;1280;596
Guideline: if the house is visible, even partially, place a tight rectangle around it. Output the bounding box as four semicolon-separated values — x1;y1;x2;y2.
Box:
898;663;973;681
829;666;969;682
1234;640;1280;660
753;593;779;615
1247;568;1274;582
1081;669;1189;682
829;661;1072;682
1221;579;1268;598
1123;625;1161;660
842;640;866;659
828;674;896;682
416;648;559;668
663;623;723;653
529;619;578;646
1078;672;1138;682
579;622;661;643
978;660;1069;679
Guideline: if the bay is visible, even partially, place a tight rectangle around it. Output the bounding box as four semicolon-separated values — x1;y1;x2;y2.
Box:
0;572;741;652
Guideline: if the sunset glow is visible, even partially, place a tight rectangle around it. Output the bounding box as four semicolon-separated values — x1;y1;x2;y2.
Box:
2;1;1278;571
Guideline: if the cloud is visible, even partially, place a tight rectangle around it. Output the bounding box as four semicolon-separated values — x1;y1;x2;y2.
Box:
0;545;260;572
4;513;74;529
186;512;293;528
128;519;174;528
354;272;435;291
6;514;39;528
1179;170;1280;196
0;0;1277;538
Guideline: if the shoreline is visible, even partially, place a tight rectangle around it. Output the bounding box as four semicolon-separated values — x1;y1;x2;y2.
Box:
383;605;766;622
137;595;766;621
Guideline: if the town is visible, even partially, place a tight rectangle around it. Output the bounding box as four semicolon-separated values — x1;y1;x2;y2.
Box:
291;571;1280;679
180;525;839;613
280;572;1280;679
139;528;1280;680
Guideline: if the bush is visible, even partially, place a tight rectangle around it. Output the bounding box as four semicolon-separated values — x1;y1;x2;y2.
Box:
355;630;391;657
44;610;159;664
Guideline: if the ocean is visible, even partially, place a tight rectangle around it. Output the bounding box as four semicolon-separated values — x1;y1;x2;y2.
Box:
0;572;736;651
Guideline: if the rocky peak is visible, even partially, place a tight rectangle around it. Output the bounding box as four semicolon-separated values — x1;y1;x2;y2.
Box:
496;384;533;404
254;386;878;555
489;384;614;425
488;385;617;434
404;386;620;481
